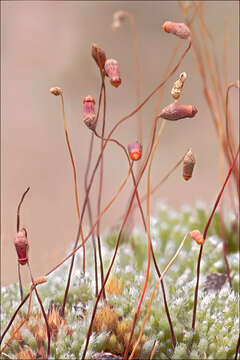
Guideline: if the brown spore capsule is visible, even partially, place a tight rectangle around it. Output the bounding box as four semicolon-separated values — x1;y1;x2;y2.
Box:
159;103;198;121
171;72;187;100
49;87;63;96
92;44;107;72
183;148;196;181
104;59;122;88
83;95;97;130
190;230;204;245
14;228;29;265
162;21;191;40
128;141;142;161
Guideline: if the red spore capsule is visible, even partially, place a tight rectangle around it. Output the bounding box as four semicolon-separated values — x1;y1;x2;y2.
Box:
92;44;107;72
162;21;191;40
14;228;29;265
190;230;205;245
128;141;142;161
83;95;97;130
183;148;196;181
104;59;122;88
159;103;198;121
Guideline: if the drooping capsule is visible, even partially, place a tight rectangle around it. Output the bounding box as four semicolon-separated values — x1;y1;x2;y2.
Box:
159;103;198;121
190;230;205;245
49;87;63;96
183;148;196;181
104;59;122;88
112;10;126;31
14;228;29;265
91;44;107;73
162;21;191;40
128;141;142;161
83;95;97;130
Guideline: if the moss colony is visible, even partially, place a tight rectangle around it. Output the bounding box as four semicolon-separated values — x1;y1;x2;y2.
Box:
1;204;239;359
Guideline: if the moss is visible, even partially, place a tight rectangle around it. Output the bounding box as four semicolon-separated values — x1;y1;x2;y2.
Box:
1;205;239;359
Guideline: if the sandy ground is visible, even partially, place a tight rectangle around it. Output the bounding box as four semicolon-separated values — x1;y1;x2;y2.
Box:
1;1;239;285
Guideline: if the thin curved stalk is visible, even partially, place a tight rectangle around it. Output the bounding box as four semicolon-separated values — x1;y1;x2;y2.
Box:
219;203;232;287
218;133;232;288
16;187;30;232
193;1;224;112
225;81;239;164
17;264;23;302
192;146;240;330
224;81;240;236
129;232;190;359
150;340;159;360
60;93;82;226
124;120;172;359
124;37;184;233
198;3;225;111
96;79;107;301
223;18;229;87
59;92;85;317
118;10;142;143
84;133;99;297
127;11;142;143
219;129;232;289
235;334;240;360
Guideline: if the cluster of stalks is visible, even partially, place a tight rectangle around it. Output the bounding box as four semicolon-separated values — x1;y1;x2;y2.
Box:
1;2;239;359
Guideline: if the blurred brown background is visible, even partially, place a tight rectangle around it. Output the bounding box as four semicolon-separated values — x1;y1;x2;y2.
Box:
1;1;239;285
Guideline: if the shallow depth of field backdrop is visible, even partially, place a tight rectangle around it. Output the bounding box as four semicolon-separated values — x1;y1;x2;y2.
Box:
1;1;239;285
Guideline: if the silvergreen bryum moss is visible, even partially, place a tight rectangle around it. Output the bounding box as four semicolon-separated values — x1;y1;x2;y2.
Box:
1;203;239;359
